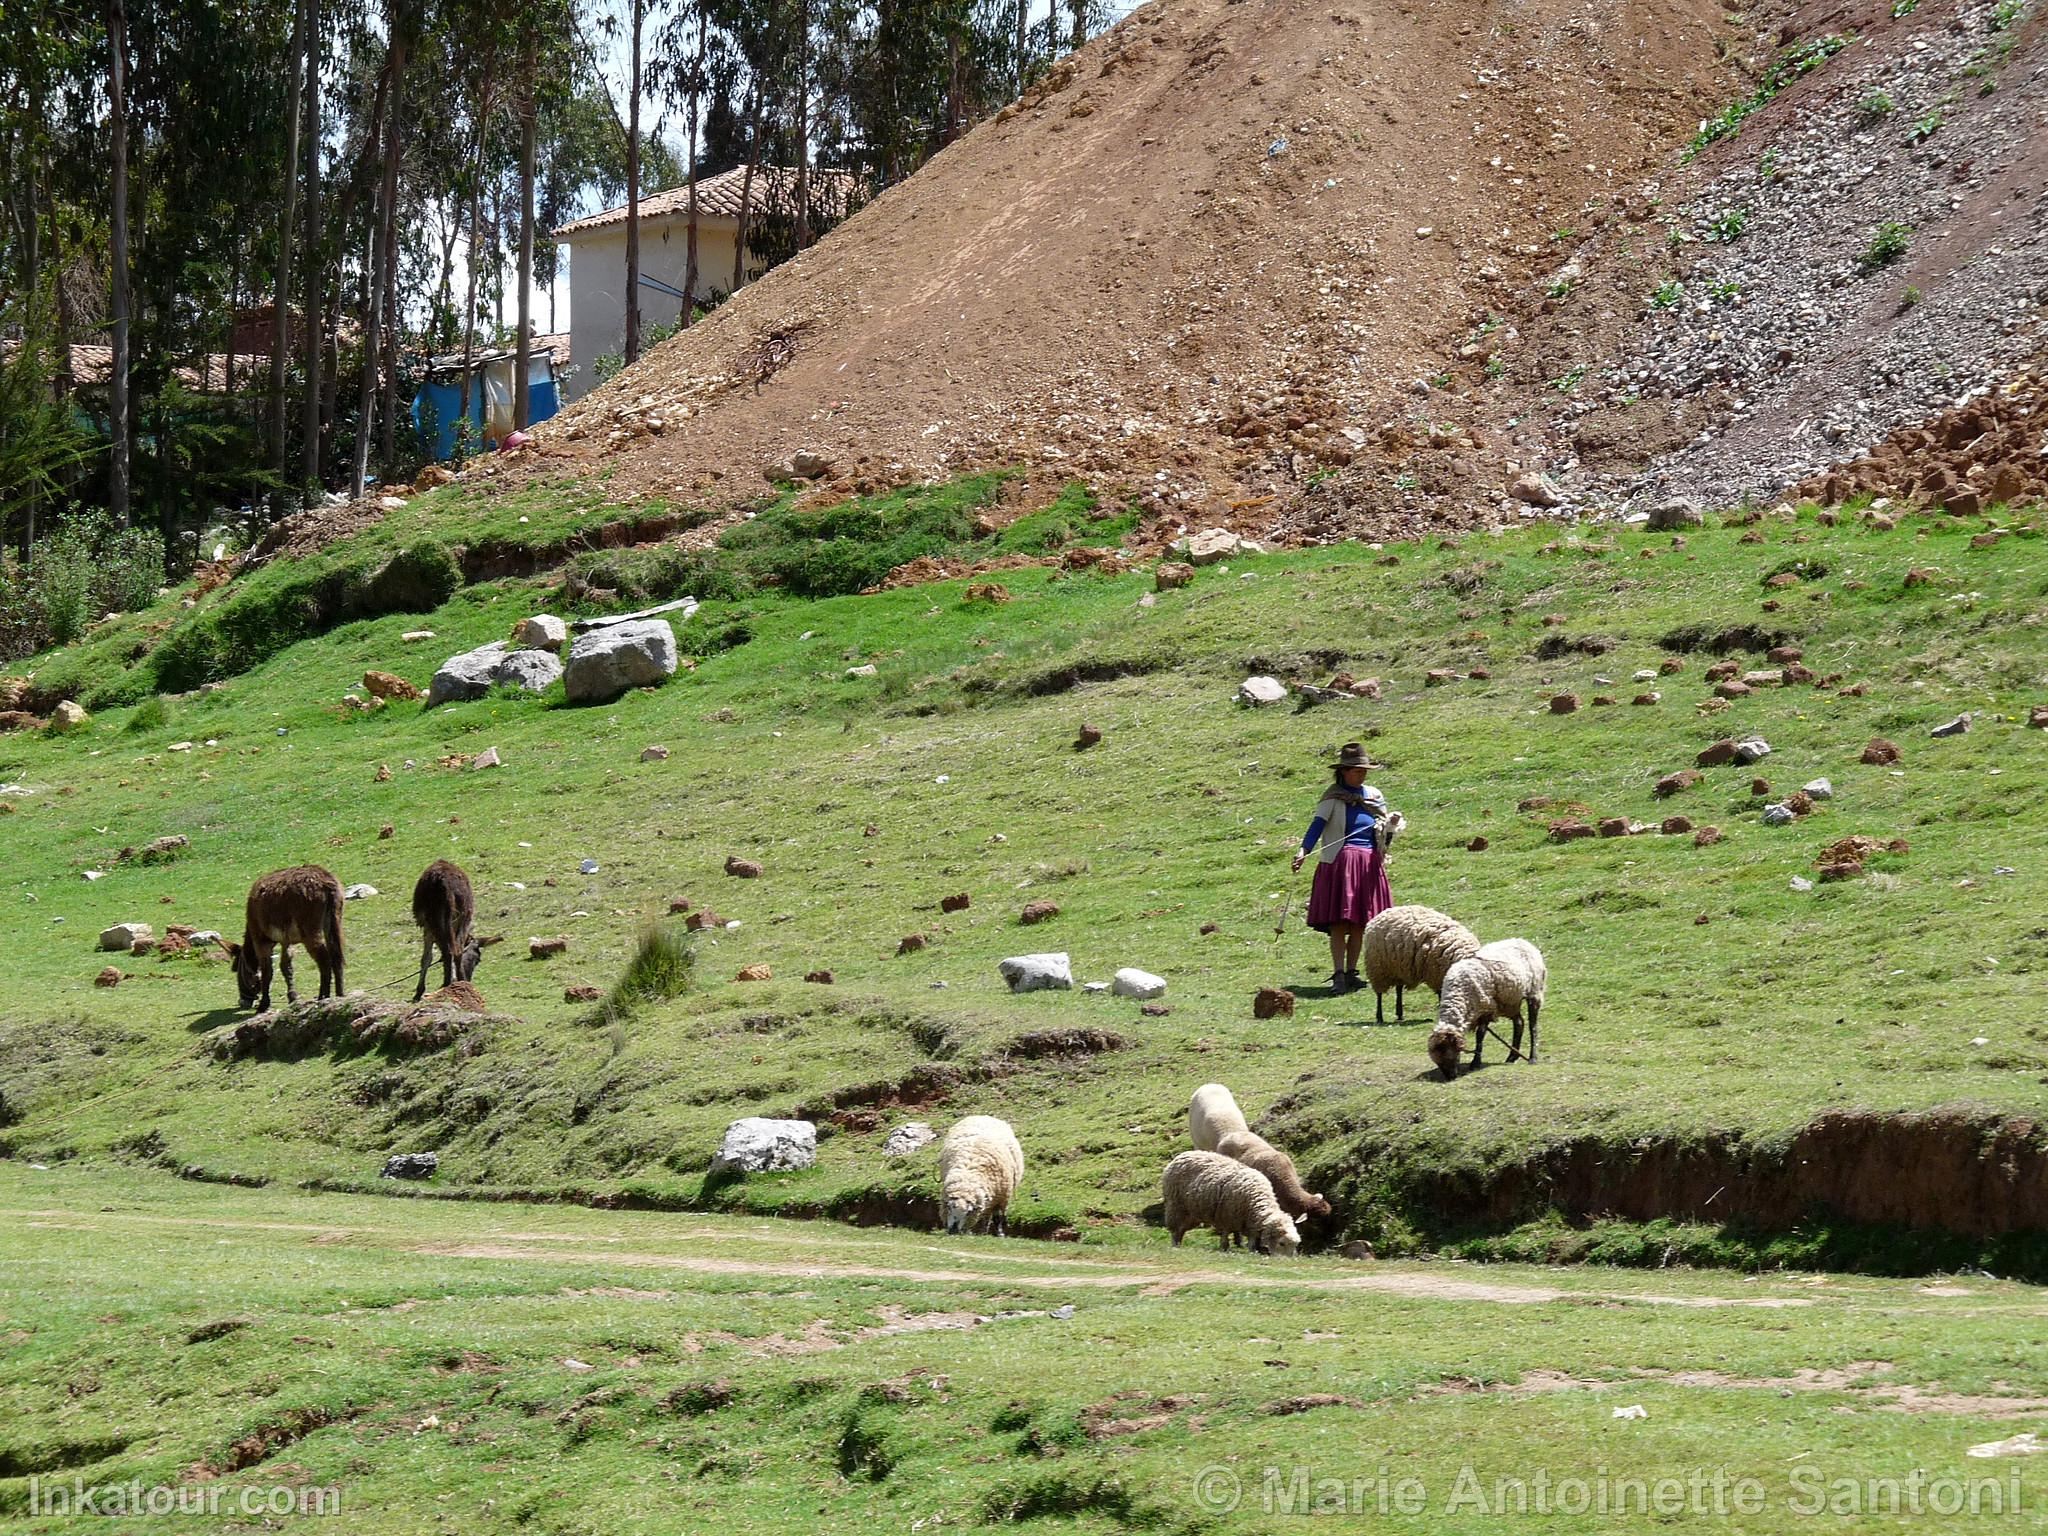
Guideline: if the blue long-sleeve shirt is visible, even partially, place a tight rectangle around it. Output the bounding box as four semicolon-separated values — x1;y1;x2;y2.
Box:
1301;791;1378;863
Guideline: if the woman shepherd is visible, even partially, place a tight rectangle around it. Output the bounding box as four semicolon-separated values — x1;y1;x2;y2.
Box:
1291;742;1399;993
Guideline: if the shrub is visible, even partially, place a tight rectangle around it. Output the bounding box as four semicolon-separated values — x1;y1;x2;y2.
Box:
1650;279;1685;309
1705;206;1749;242
1860;89;1895;118
355;542;461;614
1858;221;1913;271
124;696;171;734
604;922;697;1020
1;511;168;660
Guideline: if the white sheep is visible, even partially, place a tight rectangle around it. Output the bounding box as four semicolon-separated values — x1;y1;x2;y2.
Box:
1215;1129;1331;1221
1435;938;1548;1074
1161;1150;1300;1255
1361;905;1482;1023
1426;1022;1466;1081
938;1115;1025;1236
1187;1083;1249;1152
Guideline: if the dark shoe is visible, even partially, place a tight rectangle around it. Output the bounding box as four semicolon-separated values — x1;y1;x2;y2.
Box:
1330;971;1353;994
1344;970;1363;991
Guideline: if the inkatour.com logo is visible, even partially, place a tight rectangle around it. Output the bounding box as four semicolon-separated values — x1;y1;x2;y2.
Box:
28;1477;342;1518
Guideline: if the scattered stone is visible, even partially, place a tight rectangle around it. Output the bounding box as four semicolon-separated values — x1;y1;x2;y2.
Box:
1789;876;1815;892
1253;986;1296;1019
641;745;670;762
1861;739;1901;765
1517;795;1552;811
1733;738;1772;764
804;969;835;984
999;952;1074;992
1236;675;1288;707
563;620;679;703
1632;692;1661;705
1141;1002;1172;1017
846;663;878;678
962;581;1010;604
564;985;602;1002
896;934;927;955
1694;826;1723;847
530;936;569;958
1762;803;1797;827
1715;680;1753;700
1750;777;1771;797
940;892;971;913
363;669;421;702
343;883;378;900
885;1122;937;1157
1660;815;1694;835
1817;860;1862;882
513;614;569;652
1741;670;1784;689
1767;645;1803;664
1596;817;1629;838
735;963;772;982
1705;659;1740;682
1155;561;1195;591
1019;899;1061;925
1549;693;1580;714
1179;527;1246;564
1425;668;1460;687
1074;722;1103;751
1548;819;1596;842
684;911;727;931
1509;471;1564;507
99;922;154;951
1785;791;1816;818
1645;497;1703;531
1591;694;1617;707
401;629;436;643
94;966;123;987
1929;713;1972;738
1654;769;1700;798
710;1118;816;1175
470;747;500;771
382;1153;439;1180
1111;967;1167;1000
725;856;764;879
1803;778;1834;801
49;699;90;734
1466;836;1489;852
427;641;563;707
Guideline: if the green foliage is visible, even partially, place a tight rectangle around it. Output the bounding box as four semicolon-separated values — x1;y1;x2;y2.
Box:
1858;220;1914;270
1859;88;1896;117
1704;205;1749;242
1545;276;1575;299
1898;283;1924;310
0;310;94;544
0;511;167;660
1709;278;1742;304
605;923;697;1021
1892;0;1918;13
123;695;171;735
1990;0;2026;29
1685;35;1849;157
1907;108;1944;143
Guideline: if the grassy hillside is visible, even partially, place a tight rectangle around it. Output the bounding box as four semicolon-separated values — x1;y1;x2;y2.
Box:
6;491;2048;1269
4;1164;2045;1533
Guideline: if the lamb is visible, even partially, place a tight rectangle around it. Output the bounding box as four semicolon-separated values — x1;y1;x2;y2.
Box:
1427;1022;1466;1081
1361;905;1482;1023
1215;1130;1331;1221
1436;938;1548;1073
411;859;481;1001
222;865;345;1011
1187;1082;1249;1152
1161;1151;1300;1255
939;1115;1025;1236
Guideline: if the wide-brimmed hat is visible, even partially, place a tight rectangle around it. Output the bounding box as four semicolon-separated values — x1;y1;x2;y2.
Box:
1330;742;1373;773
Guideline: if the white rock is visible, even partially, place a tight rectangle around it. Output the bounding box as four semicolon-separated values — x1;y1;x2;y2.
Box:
168;741;193;752
1236;676;1288;707
1733;737;1772;764
999;952;1074;992
512;614;569;652
1789;876;1815;891
846;663;878;678
885;1122;937;1157
1802;777;1833;800
471;747;500;770
710;1117;817;1175
1111;967;1168;1000
1083;981;1111;993
641;745;670;762
49;700;90;733
99;922;153;950
343;884;379;900
1177;527;1243;565
1645;497;1703;530
578;858;600;874
1763;804;1797;827
401;630;436;643
563;620;678;703
1509;471;1564;508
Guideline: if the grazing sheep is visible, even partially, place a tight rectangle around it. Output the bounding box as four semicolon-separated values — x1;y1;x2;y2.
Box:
939;1115;1025;1236
411;859;481;1001
1188;1082;1250;1152
1361;905;1482;1023
222;865;345;1011
1427;1022;1466;1080
1161;1151;1300;1256
1437;938;1548;1071
1215;1130;1331;1221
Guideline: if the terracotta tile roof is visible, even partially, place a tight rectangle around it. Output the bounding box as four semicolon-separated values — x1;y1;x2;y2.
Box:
553;165;860;238
532;330;571;362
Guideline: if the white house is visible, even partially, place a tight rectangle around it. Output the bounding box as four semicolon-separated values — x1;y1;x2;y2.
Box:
552;165;859;400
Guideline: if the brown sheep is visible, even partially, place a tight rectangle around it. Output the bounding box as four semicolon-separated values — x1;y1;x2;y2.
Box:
223;865;344;1010
1215;1130;1332;1221
411;859;480;1001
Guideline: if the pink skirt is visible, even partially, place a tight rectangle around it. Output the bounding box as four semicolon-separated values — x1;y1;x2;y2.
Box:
1307;845;1391;932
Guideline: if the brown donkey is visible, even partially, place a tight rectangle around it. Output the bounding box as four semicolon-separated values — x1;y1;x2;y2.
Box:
223;865;345;1010
411;859;480;1001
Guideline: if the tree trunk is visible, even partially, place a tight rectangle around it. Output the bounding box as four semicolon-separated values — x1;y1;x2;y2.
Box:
458;56;493;445
106;0;131;526
1015;0;1029;96
624;0;643;364
682;6;705;327
300;0;323;497
225;234;241;397
1068;0;1085;52
513;28;536;429
351;59;392;497
946;19;964;143
270;0;305;506
731;82;760;293
793;0;811;251
378;30;406;471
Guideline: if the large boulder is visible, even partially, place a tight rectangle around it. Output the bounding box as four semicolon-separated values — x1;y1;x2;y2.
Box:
426;641;562;706
1111;967;1167;1000
49;699;90;734
710;1117;818;1175
1236;676;1288;707
99;922;153;951
999;952;1074;992
1645;497;1704;531
563;620;678;703
494;649;564;694
512;614;569;652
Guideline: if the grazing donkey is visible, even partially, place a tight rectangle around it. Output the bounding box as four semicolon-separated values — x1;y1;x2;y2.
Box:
410;859;480;1001
223;865;345;1010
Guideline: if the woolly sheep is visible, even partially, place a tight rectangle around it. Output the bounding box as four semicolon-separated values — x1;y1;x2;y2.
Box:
1427;1022;1466;1081
1161;1151;1300;1256
1187;1082;1249;1152
939;1115;1025;1236
1215;1129;1331;1221
1436;938;1548;1074
1361;905;1482;1023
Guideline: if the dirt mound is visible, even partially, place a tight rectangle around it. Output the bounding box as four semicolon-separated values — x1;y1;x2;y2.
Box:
486;0;1732;539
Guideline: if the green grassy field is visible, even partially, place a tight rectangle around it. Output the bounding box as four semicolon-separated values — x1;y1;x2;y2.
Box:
3;1163;2045;1533
6;493;2048;1274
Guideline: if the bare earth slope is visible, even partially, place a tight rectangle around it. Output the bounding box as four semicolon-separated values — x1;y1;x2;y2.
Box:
503;0;1733;540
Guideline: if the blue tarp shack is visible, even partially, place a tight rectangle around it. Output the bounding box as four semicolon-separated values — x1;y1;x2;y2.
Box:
412;341;561;460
